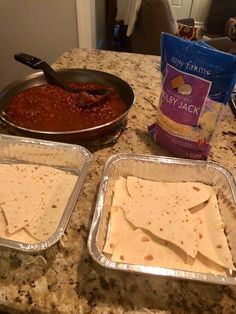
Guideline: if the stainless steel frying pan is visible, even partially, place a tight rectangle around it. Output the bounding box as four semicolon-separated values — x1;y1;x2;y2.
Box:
0;68;135;144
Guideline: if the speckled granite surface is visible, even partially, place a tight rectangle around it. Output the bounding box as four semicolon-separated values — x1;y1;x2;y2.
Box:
0;49;235;314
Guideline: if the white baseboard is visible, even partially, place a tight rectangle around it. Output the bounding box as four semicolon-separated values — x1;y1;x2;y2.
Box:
195;21;205;28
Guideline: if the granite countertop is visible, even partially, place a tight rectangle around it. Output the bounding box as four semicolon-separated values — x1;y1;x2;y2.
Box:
0;48;235;314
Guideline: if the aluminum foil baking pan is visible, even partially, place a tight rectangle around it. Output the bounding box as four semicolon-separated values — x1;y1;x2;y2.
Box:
88;153;236;285
0;134;91;252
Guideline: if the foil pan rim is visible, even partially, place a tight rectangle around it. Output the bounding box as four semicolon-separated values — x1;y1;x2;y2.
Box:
0;134;92;252
88;153;236;285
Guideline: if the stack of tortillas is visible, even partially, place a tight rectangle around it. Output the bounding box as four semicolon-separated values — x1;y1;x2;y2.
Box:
103;176;235;274
0;163;77;243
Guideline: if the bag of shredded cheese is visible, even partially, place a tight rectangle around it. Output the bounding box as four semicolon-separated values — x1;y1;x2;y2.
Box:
148;33;236;160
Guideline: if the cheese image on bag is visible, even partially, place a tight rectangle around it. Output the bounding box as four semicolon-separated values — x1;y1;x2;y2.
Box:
148;33;236;160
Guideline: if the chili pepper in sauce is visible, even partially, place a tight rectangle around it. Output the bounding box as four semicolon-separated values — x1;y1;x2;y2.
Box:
5;82;127;132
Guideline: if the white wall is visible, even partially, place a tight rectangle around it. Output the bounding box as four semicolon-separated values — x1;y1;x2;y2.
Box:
170;0;193;20
0;0;79;89
191;0;212;26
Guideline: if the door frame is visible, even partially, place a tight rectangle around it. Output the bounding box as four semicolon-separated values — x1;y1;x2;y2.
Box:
191;0;212;27
75;0;96;49
171;0;194;20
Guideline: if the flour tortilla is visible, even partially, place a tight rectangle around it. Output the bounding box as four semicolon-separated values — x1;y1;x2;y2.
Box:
25;170;77;241
0;164;44;233
115;177;201;258
192;191;235;270
0;211;37;243
111;176;129;207
112;228;226;275
0;163;77;242
122;195;199;258
108;176;235;271
103;207;135;254
126;176;212;209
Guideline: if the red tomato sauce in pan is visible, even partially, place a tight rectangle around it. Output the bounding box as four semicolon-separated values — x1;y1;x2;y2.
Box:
4;82;127;132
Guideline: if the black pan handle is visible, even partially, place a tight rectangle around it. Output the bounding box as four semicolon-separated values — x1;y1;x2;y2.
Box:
14;53;43;69
14;52;71;90
14;52;109;97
